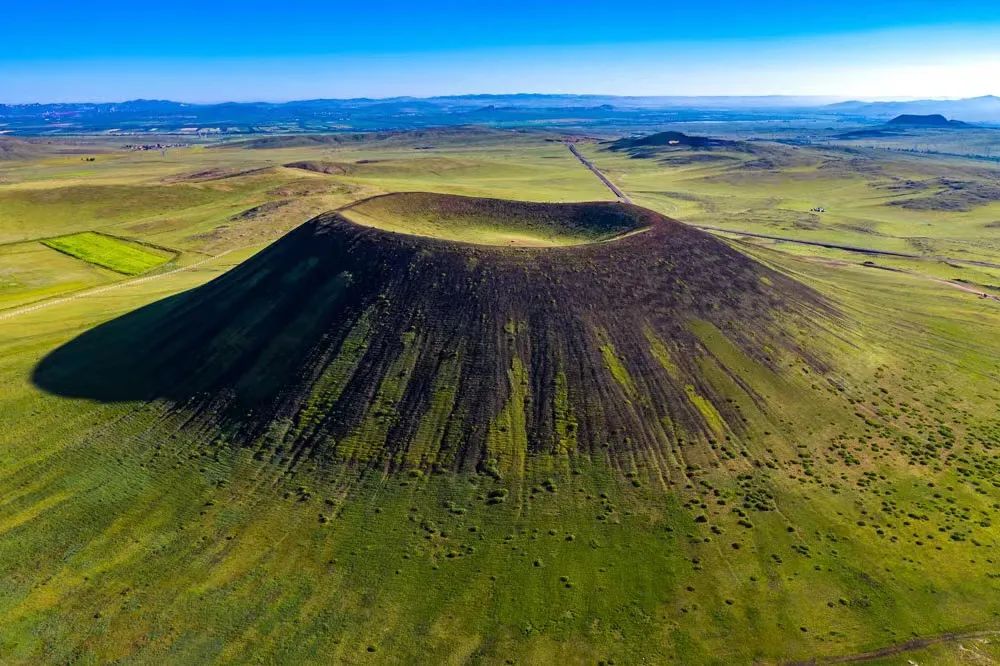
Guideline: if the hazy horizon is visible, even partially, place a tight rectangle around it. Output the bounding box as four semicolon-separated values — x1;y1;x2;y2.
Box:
6;93;1000;106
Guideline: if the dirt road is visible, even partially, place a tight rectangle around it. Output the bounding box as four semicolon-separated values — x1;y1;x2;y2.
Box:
566;143;631;203
786;628;1000;664
693;224;1000;270
563;144;1000;272
564;146;998;303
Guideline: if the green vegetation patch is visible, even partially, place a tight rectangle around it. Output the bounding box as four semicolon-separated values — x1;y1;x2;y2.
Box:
683;385;725;436
337;330;422;463
407;349;463;468
597;334;637;398
553;370;578;454
486;356;529;478
294;307;377;440
644;325;680;377
41;232;174;276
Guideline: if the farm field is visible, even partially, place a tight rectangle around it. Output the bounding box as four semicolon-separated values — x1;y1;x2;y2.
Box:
0;128;997;664
41;231;175;275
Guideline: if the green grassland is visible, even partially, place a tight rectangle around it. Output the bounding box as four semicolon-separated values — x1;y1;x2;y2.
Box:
865;635;1000;665
0;241;114;310
0;240;996;664
825;127;1000;160
0;130;610;313
578;139;1000;269
0;129;997;664
42;232;175;275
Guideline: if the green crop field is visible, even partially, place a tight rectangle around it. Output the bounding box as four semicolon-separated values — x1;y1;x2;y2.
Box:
41;232;175;275
0;128;997;664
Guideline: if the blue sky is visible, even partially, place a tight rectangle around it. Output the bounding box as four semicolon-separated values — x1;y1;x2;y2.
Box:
2;1;999;102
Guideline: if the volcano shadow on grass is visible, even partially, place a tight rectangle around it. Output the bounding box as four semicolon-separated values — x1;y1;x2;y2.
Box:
33;290;194;403
32;219;379;413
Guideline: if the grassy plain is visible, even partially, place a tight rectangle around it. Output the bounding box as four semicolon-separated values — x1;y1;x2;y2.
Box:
0;130;611;310
0;129;997;664
578;139;1000;276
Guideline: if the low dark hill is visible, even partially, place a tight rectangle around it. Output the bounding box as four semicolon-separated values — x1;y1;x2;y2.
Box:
837;114;973;139
887;114;969;128
609;131;736;151
35;193;835;477
222;134;379;150
283;160;350;175
224;127;525;150
0;136;47;161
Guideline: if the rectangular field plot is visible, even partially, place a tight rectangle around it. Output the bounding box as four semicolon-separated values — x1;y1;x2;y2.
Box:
41;232;175;275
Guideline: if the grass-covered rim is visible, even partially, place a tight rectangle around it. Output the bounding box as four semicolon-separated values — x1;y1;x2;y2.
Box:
336;192;657;249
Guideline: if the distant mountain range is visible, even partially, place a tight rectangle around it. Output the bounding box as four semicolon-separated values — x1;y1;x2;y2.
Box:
0;95;846;135
824;95;1000;123
1;94;997;135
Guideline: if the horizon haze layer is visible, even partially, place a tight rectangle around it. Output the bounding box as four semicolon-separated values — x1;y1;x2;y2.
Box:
4;93;1000;136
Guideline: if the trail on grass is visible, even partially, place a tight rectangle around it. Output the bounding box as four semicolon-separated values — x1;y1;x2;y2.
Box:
786;628;1000;664
693;224;1000;270
0;249;236;322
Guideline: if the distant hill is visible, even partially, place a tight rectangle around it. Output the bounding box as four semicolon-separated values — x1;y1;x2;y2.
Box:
0;136;45;160
609;131;735;150
225;127;520;150
835;113;975;139
283;160;350;175
887;114;968;128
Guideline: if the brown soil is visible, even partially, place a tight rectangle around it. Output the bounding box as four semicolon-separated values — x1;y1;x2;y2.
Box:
165;166;273;183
